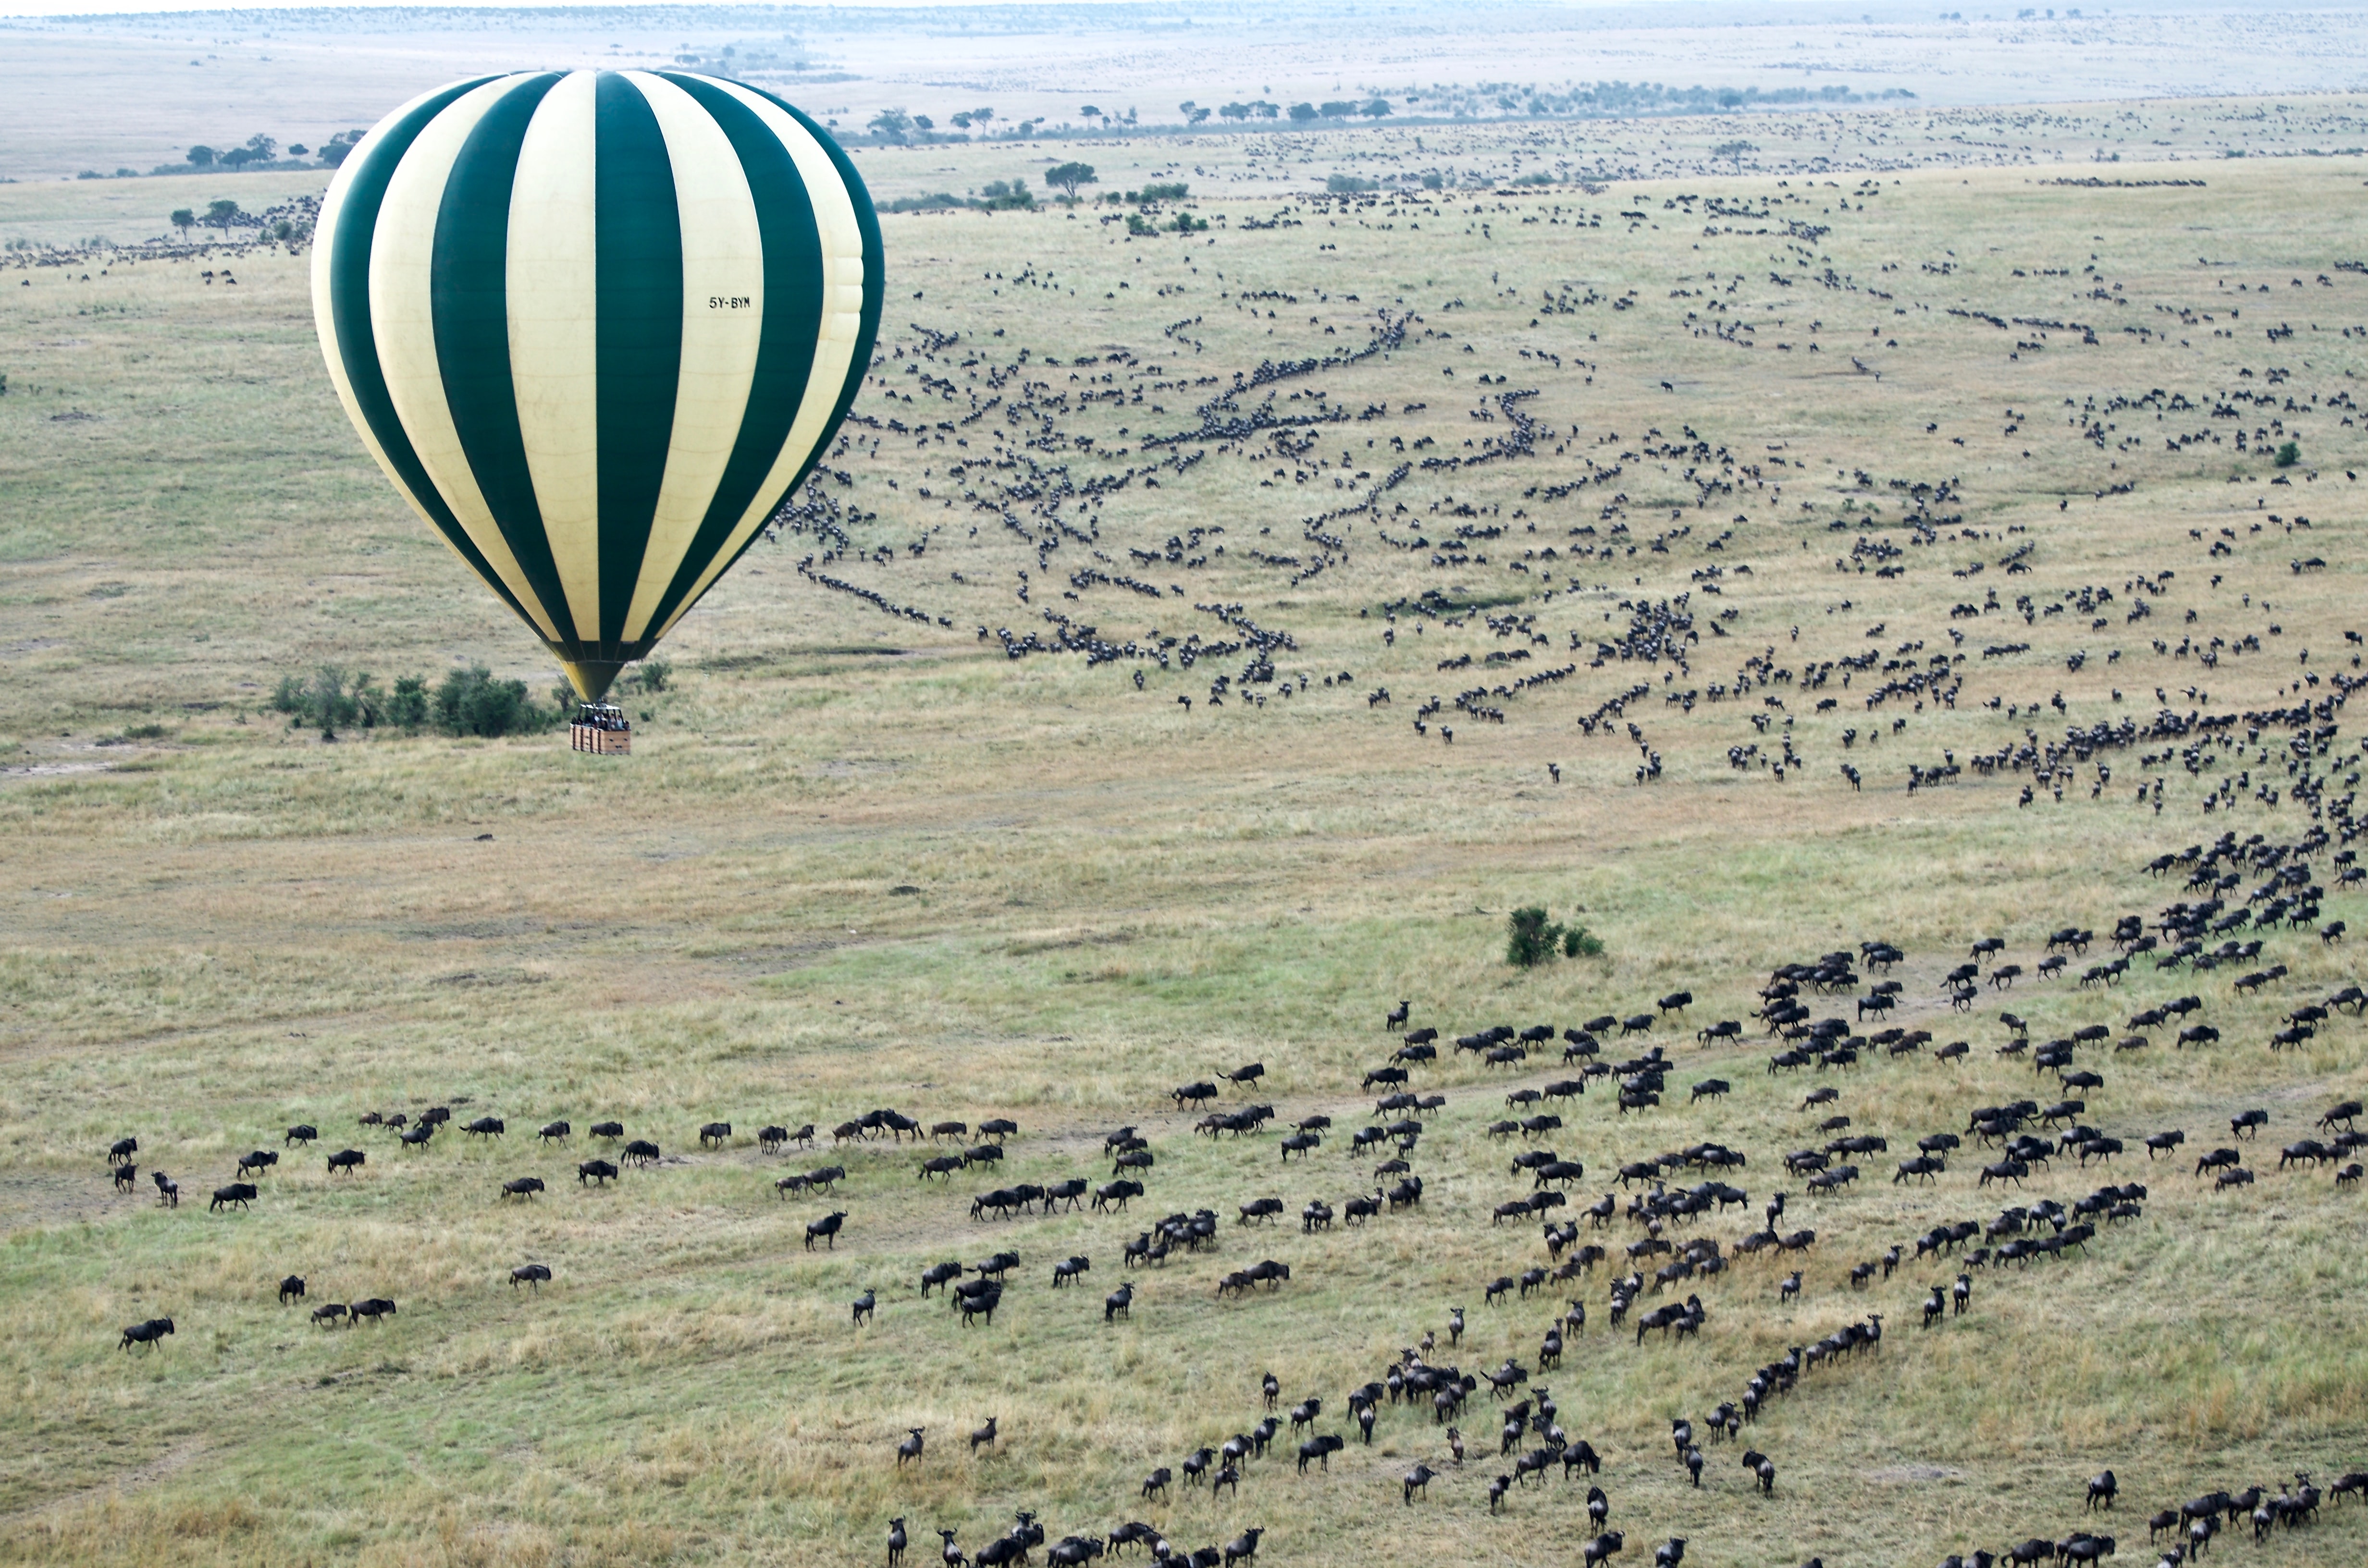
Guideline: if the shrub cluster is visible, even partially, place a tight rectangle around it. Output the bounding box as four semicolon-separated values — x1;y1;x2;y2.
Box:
270;664;572;740
1506;906;1605;967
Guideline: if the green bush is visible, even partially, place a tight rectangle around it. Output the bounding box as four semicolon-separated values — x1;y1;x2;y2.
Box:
271;665;382;738
1507;906;1558;967
1138;181;1188;201
1507;906;1602;966
434;665;558;737
2275;441;2301;468
1326;174;1378;194
388;674;430;730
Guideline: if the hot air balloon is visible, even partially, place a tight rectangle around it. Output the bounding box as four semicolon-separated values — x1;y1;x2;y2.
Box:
311;70;884;704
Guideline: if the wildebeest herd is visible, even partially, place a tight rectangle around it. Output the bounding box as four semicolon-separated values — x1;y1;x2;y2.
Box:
100;805;2367;1566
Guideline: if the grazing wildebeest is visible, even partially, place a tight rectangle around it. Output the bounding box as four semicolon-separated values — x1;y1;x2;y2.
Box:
512;1263;554;1291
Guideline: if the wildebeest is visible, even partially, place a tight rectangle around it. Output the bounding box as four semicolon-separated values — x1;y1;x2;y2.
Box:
502;1176;545;1200
539;1121;571;1143
698;1122;733;1148
512;1263;553;1291
278;1274;306;1304
284;1124;317;1147
119;1317;174;1351
622;1139;662;1165
805;1211;849;1250
579;1159;619;1185
351;1298;397;1324
464;1116;505;1139
1105;1282;1135;1322
210;1182;258;1212
238;1150;281;1178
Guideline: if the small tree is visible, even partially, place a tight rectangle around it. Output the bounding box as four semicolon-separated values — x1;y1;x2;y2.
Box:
245;133;278;160
170;208;195;236
185;145;215;168
1044;161;1097;198
2275;441;2301;468
1361;98;1392;118
1220;102;1250;121
1320;100;1357;120
1288;102;1318;123
867;108;913;141
912;115;934;132
1506;906;1562;968
204;198;241;230
389;674;430;730
1188;107;1211;125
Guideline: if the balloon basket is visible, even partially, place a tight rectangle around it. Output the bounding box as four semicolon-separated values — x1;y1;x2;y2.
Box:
570;703;631;756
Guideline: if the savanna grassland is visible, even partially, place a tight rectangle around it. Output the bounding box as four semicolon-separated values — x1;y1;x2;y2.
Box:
5;104;2368;1568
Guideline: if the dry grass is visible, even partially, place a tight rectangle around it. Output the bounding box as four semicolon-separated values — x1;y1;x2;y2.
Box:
4;110;2368;1567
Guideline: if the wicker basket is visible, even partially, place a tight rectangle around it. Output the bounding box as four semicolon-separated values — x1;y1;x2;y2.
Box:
570;705;631;755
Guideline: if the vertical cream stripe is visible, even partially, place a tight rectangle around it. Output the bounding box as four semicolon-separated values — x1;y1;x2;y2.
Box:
651;78;866;641
370;74;563;641
618;71;765;642
506;70;603;642
312;81;474;538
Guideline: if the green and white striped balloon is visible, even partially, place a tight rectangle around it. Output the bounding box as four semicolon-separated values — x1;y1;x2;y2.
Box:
312;70;884;701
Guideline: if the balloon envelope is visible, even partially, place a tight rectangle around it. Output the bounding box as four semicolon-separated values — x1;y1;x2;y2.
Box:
312;70;884;700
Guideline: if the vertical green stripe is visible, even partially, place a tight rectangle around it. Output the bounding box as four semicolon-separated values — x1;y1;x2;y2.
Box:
431;72;570;644
594;72;684;649
692;84;885;599
768;87;887;495
637;71;826;640
326;76;536;629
